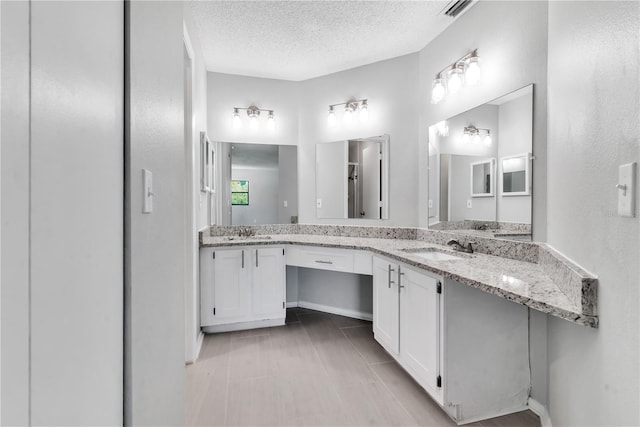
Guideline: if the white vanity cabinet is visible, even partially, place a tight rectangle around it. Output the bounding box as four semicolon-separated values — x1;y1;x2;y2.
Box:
373;255;530;424
373;256;443;403
200;246;286;332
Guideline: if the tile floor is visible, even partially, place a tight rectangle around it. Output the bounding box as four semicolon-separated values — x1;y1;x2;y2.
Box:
186;308;540;427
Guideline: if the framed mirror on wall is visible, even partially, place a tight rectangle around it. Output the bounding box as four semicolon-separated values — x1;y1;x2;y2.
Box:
316;134;390;220
428;85;533;240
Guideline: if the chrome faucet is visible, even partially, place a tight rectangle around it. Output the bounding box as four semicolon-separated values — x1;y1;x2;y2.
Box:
447;239;475;254
238;227;255;238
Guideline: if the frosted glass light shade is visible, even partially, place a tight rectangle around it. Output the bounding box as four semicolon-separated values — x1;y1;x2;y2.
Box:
431;78;446;104
447;67;463;94
232;111;242;129
465;56;481;85
359;102;369;123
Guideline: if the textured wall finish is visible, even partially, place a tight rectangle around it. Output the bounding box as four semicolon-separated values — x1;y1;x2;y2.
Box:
546;1;640;425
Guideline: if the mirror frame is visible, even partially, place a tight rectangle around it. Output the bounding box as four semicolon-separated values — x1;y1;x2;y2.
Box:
470;158;496;198
500;152;531;197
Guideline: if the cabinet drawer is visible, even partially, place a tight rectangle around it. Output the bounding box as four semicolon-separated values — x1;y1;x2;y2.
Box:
286;246;354;273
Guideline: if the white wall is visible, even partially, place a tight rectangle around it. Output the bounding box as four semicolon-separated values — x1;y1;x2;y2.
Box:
298;269;373;317
546;2;639;425
419;0;549;406
231;167;279;225
298;54;420;226
184;7;209;364
497;95;532;223
1;2;30;424
2;2;124;425
449;155;496;221
126;2;185;425
207;72;298;146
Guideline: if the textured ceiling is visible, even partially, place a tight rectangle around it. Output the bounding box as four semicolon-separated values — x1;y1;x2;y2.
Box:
190;1;466;81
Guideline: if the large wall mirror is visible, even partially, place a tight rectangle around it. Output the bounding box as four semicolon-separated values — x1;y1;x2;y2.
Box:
218;142;298;225
316;134;389;220
428;85;533;240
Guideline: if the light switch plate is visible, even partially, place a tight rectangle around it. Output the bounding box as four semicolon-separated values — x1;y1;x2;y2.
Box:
428;199;433;209
618;162;636;217
143;169;153;213
283;200;288;208
316;199;322;208
467;199;472;208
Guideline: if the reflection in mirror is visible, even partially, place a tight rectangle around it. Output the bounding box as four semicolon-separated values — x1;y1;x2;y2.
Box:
219;142;298;225
316;135;389;220
501;153;530;195
428;85;533;240
471;159;495;197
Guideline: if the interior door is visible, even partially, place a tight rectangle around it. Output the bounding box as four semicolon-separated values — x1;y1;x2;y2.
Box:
361;141;381;219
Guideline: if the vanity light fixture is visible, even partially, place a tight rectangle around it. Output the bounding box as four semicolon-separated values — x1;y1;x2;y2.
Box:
327;98;369;126
231;105;276;131
431;49;481;104
463;125;492;147
436;120;449;136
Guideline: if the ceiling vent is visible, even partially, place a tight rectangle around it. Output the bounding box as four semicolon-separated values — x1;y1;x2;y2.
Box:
440;0;474;18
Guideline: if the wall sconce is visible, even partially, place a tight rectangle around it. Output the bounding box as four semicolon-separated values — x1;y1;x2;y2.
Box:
462;125;492;147
232;105;276;131
435;120;449;136
328;98;368;126
431;49;481;104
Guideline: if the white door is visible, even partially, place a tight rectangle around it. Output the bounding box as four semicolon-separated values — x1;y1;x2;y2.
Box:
361;141;381;219
252;247;286;318
211;249;250;324
372;257;399;355
400;266;441;398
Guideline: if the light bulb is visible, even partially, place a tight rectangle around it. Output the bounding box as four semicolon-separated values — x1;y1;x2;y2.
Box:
328;108;336;126
465;55;481;86
431;78;446;104
483;133;492;147
436;120;449;136
359;101;369;123
267;111;275;131
249;115;258;129
472;134;481;145
447;66;463;94
462;133;470;144
232;109;242;129
344;106;353;124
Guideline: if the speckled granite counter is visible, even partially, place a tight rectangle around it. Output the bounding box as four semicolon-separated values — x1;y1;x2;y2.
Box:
200;226;598;328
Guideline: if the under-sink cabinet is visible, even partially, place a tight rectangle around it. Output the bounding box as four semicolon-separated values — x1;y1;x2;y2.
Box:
199;246;286;332
372;255;531;424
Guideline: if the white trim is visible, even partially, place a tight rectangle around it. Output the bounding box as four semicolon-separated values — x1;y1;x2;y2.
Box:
297;301;373;321
286;301;298;308
182;21;195;60
194;331;205;361
528;397;553;427
202;318;285;334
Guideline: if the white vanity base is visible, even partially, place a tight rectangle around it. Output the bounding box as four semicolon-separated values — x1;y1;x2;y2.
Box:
202;318;284;334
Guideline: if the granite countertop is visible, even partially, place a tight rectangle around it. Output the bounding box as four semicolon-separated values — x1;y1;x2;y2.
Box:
201;232;598;327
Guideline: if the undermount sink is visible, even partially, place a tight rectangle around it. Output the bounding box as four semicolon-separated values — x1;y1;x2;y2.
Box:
402;248;466;262
224;235;272;241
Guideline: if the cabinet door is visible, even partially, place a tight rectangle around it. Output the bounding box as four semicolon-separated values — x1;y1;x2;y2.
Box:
372;257;399;355
400;266;441;399
211;249;250;323
252;247;286;318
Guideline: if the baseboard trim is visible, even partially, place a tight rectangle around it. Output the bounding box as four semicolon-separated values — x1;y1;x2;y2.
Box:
202;318;285;333
194;331;205;361
297;301;373;321
286;301;298;308
528;397;552;427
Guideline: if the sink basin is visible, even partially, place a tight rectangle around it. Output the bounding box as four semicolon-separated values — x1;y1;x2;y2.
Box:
224;235;272;241
402;248;465;261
